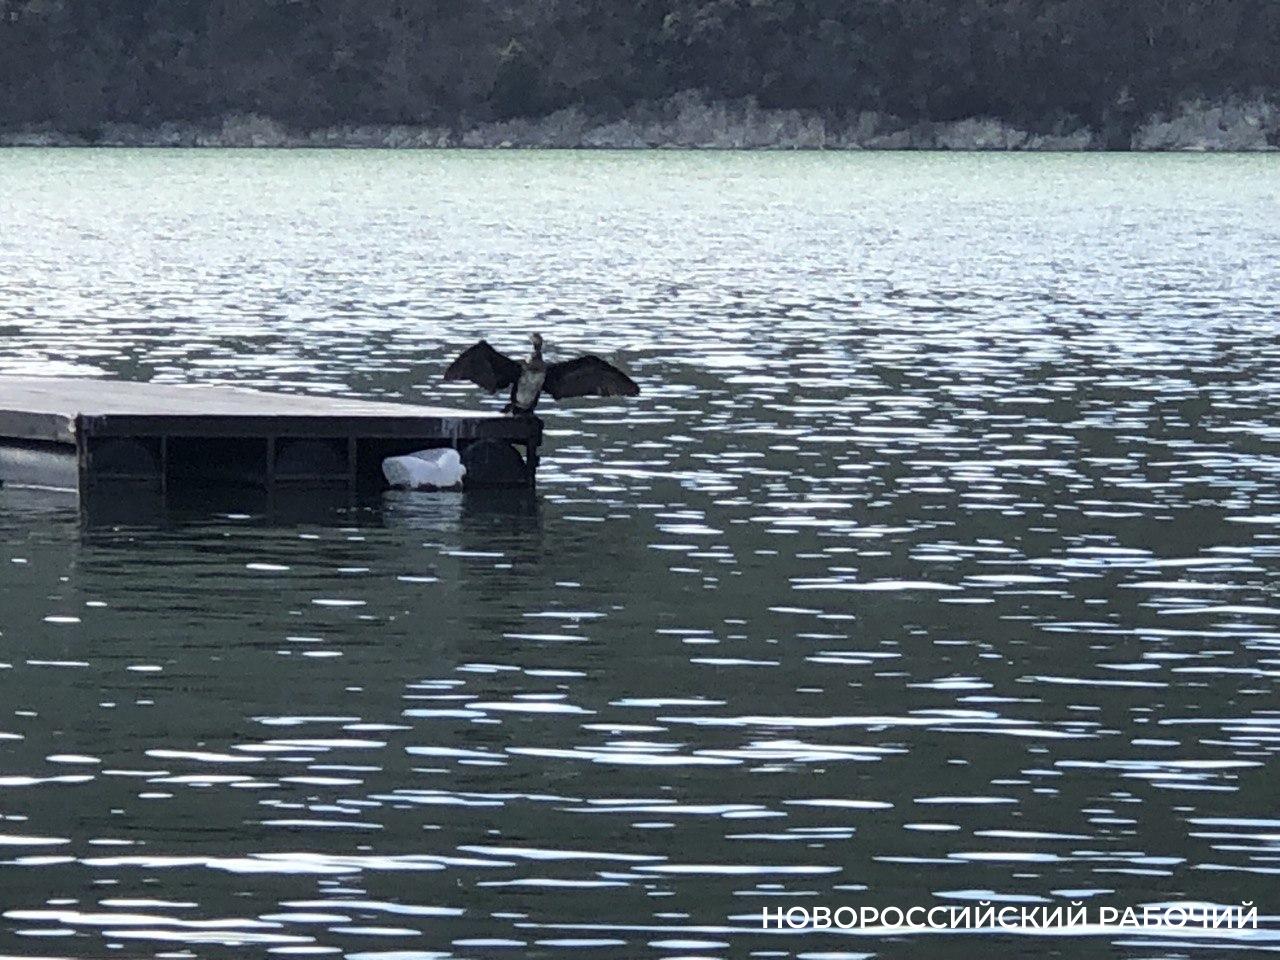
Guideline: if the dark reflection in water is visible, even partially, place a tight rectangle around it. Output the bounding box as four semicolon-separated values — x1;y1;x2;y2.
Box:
2;150;1280;958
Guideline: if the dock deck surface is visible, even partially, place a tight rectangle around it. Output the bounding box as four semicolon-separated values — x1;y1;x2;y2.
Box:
0;377;508;441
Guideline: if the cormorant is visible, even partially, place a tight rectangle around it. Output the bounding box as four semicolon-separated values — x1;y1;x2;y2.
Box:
444;333;639;415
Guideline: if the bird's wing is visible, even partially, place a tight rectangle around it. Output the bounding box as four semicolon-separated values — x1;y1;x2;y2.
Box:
543;355;640;401
442;340;522;393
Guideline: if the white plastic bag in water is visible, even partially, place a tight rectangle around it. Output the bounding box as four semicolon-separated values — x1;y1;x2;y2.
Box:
381;447;467;489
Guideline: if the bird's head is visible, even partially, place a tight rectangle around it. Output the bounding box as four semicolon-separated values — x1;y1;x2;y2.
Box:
530;332;544;356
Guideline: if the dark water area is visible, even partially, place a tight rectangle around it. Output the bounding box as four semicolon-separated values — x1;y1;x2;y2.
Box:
1;150;1280;958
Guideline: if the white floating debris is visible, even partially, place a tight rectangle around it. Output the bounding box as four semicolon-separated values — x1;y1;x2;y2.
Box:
381;447;466;490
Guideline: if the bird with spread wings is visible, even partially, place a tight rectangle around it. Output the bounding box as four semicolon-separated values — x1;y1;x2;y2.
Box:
443;332;639;416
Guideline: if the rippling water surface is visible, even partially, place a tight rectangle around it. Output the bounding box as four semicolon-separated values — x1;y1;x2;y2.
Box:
1;150;1279;958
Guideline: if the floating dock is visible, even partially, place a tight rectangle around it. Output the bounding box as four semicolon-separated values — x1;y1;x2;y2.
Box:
0;377;541;501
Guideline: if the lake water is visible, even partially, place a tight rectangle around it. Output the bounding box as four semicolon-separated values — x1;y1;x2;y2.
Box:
1;150;1279;959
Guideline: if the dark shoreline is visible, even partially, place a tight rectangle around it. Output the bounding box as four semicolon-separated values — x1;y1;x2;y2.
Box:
3;94;1277;152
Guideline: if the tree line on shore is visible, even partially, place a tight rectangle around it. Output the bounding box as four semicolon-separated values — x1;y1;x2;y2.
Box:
1;0;1277;141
